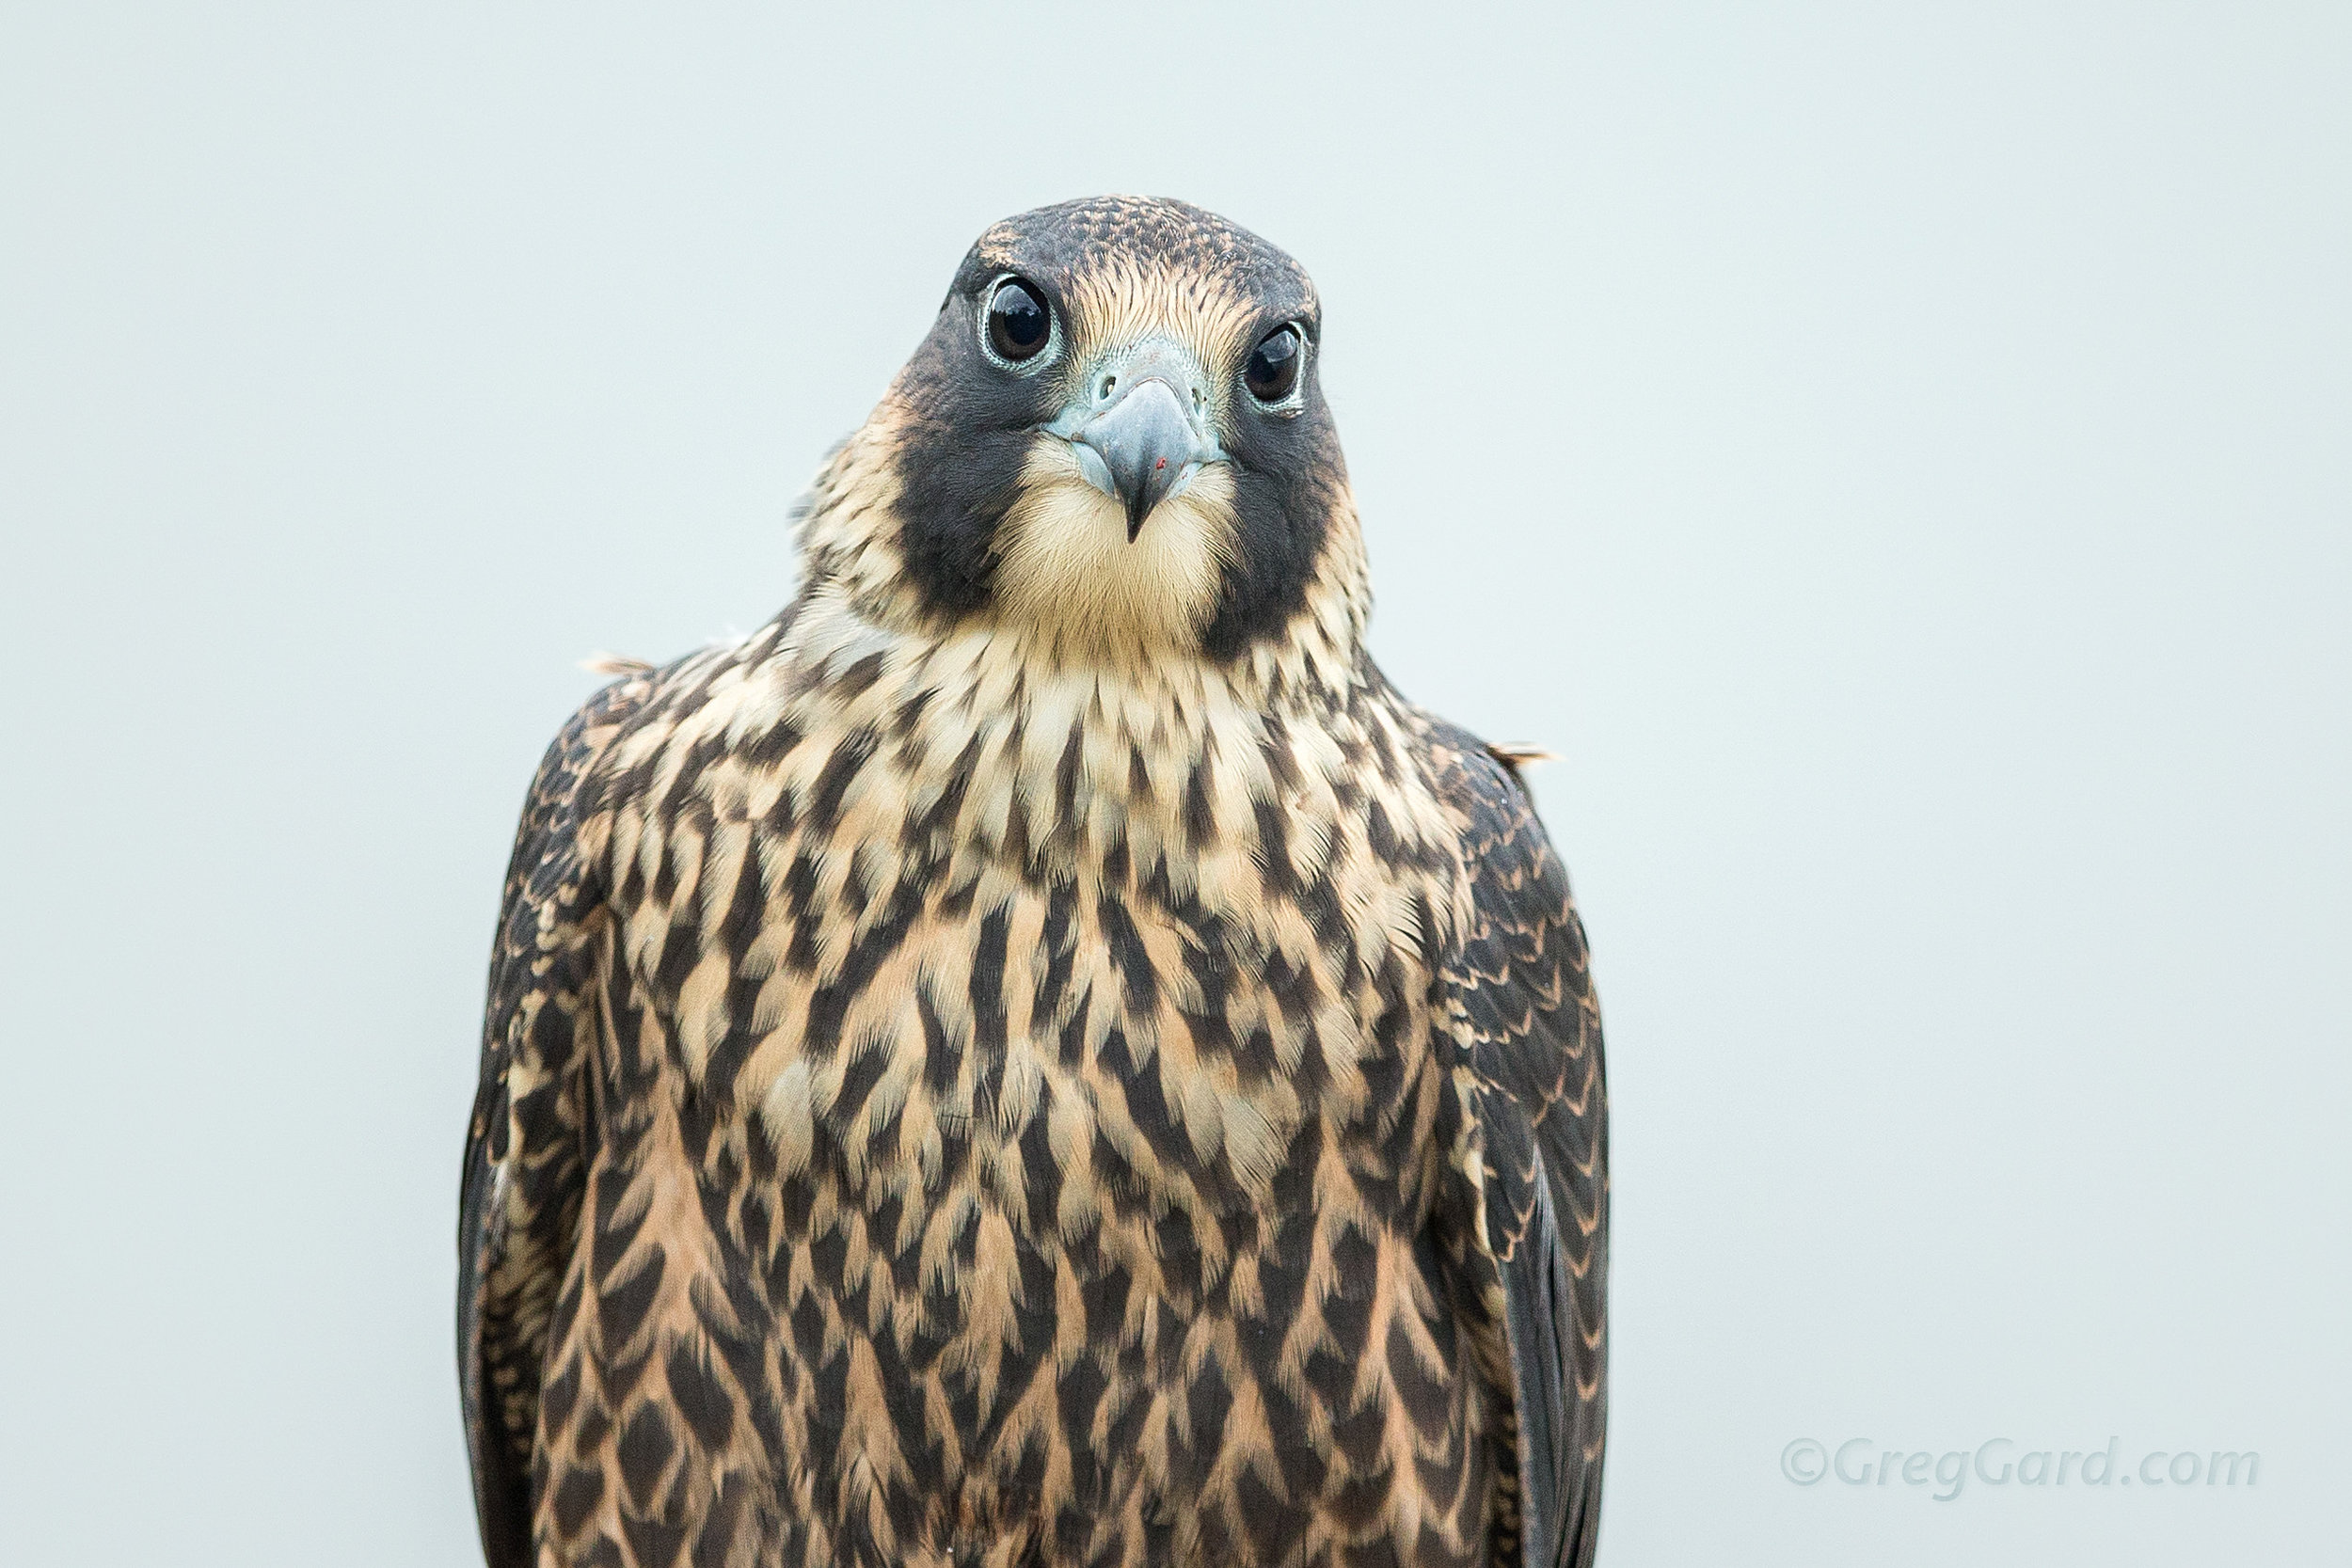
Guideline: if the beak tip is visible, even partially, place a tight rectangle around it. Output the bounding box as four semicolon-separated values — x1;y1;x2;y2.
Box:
1073;375;1202;546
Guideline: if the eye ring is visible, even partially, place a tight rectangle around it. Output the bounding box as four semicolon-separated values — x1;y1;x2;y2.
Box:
1243;323;1305;405
981;276;1055;368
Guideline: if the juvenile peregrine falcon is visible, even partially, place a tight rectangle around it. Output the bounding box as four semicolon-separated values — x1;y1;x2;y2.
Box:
460;196;1607;1568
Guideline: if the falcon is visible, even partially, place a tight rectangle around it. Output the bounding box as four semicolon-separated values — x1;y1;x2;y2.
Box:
460;196;1608;1568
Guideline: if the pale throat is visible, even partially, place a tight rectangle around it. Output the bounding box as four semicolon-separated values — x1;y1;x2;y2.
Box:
987;436;1239;663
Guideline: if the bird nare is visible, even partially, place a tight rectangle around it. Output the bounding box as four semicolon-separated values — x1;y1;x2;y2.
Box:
460;196;1608;1568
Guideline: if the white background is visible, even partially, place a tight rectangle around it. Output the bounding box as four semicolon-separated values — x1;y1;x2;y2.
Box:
3;5;2344;1562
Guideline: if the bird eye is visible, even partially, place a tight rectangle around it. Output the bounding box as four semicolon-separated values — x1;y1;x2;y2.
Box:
985;277;1052;364
1244;325;1302;404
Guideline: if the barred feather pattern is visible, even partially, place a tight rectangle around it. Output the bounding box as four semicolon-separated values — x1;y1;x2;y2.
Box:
462;598;1607;1568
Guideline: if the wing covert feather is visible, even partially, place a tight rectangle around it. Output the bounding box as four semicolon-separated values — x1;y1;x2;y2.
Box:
458;674;650;1567
1427;728;1608;1568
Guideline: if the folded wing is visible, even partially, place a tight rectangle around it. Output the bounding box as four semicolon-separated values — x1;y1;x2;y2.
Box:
458;674;649;1566
1427;729;1609;1568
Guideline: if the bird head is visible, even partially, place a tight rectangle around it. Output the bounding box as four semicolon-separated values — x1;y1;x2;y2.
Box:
803;197;1365;669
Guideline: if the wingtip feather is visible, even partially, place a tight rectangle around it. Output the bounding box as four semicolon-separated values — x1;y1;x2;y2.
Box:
580;651;656;677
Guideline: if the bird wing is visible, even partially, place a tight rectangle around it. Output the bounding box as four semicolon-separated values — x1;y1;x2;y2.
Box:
1427;727;1609;1568
459;673;651;1566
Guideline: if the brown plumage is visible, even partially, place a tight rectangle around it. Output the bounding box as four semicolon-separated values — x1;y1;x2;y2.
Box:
460;196;1607;1568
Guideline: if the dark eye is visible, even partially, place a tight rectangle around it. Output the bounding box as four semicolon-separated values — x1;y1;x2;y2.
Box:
985;277;1052;363
1244;325;1302;404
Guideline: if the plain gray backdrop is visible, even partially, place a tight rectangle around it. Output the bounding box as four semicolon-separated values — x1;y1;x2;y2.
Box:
3;4;2344;1563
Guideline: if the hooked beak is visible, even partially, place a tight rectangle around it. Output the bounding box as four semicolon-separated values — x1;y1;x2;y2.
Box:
1053;341;1223;541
